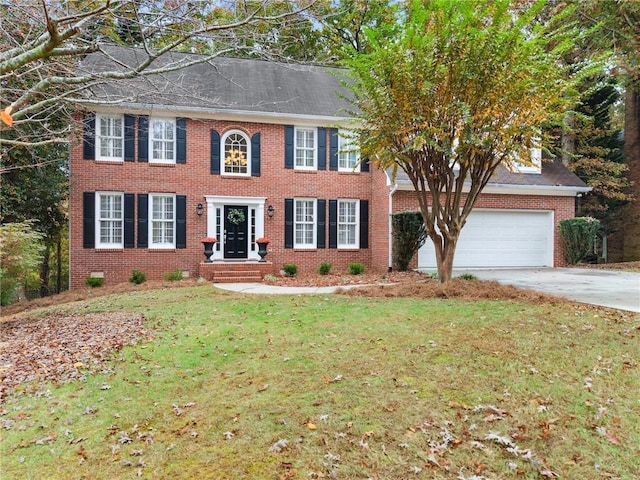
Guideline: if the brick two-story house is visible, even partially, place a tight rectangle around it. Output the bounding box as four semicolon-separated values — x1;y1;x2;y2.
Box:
68;46;589;288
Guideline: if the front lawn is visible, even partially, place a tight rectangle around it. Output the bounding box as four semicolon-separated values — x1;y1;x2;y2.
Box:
1;285;638;479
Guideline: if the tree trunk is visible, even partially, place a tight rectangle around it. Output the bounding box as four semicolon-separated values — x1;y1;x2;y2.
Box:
561;112;576;167
56;238;62;294
434;235;457;283
39;247;50;297
622;85;640;261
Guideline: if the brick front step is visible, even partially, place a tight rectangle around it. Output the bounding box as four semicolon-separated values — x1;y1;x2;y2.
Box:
198;261;276;283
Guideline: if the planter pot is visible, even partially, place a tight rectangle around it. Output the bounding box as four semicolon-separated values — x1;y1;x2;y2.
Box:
257;242;269;262
202;241;216;263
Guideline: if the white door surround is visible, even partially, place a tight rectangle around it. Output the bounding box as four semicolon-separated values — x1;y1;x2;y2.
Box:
204;195;267;261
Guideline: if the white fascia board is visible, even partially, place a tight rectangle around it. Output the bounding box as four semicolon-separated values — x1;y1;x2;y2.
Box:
90;103;357;128
394;181;591;197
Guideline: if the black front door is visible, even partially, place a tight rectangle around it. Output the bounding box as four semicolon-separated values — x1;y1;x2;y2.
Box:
224;206;249;259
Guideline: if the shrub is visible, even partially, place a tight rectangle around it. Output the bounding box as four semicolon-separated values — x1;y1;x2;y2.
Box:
85;276;104;288
392;212;427;271
558;217;601;265
264;274;278;282
318;262;332;275
164;270;184;281
0;222;44;305
349;263;365;275
283;263;298;277
458;273;478;281
429;272;439;280
129;269;147;284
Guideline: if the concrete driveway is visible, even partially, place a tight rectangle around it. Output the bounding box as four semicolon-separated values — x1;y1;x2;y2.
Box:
456;267;640;313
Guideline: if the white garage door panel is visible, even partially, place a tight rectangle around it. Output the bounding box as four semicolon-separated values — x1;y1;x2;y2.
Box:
418;210;553;269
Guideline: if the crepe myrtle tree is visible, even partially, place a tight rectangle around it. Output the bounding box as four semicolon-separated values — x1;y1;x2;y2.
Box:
343;0;592;282
0;0;316;155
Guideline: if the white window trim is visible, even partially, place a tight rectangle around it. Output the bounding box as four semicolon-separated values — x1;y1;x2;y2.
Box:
149;193;176;249
337;199;360;249
95;114;124;162
95;192;124;249
294;127;317;171
221;129;251;176
149;117;176;165
294;198;317;249
337;130;360;172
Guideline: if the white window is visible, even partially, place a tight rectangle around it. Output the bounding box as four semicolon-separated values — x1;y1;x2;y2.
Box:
150;194;175;248
513;147;542;174
96;192;123;248
222;130;250;175
96;115;123;161
338;199;359;248
150;118;176;164
294;198;316;248
295;127;316;169
338;130;359;171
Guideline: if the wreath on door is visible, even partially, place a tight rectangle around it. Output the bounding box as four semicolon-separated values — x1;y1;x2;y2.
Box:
227;208;246;225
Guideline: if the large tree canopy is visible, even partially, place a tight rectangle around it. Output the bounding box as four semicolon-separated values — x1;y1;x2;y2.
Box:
0;0;315;153
344;0;589;282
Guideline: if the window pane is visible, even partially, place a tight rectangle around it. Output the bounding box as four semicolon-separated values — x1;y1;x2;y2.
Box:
224;133;248;174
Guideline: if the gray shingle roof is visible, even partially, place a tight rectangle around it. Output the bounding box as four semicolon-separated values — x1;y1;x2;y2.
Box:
80;45;353;119
393;159;589;189
82;45;587;190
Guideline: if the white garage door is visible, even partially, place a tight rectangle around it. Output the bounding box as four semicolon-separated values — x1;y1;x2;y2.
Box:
418;209;553;269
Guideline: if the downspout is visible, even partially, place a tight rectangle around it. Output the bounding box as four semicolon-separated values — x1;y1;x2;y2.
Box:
388;182;398;272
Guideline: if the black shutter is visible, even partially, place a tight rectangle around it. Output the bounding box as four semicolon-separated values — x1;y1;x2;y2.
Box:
360;157;370;172
176;118;187;164
124;194;135;248
284;198;294;248
83;113;95;160
137;194;148;248
251;132;261;177
124;115;135;161
317;199;326;249
176;195;186;248
359;200;369;249
284;125;294;169
328;199;337;249
210;129;220;174
317;127;327;170
83;192;95;248
329;128;338;171
138;116;148;162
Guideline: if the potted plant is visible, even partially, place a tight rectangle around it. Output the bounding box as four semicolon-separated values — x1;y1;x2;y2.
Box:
201;237;217;263
255;237;270;262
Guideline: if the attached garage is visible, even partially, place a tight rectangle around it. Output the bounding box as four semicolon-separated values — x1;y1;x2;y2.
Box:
418;209;554;269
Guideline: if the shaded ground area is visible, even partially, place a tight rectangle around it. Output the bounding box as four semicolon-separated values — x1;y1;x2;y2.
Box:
0;312;150;399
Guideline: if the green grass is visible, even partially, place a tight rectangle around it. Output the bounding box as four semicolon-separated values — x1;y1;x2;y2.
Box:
2;286;639;479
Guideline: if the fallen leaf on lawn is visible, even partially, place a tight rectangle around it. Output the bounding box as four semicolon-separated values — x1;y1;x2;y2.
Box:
605;431;621;445
307;422;317;430
258;384;270;392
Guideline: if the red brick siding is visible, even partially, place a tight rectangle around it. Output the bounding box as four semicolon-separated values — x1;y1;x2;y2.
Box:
69;114;576;288
70;116;377;288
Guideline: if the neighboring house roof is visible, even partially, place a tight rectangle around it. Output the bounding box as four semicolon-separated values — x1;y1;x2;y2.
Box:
80;45;353;124
392;159;590;195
